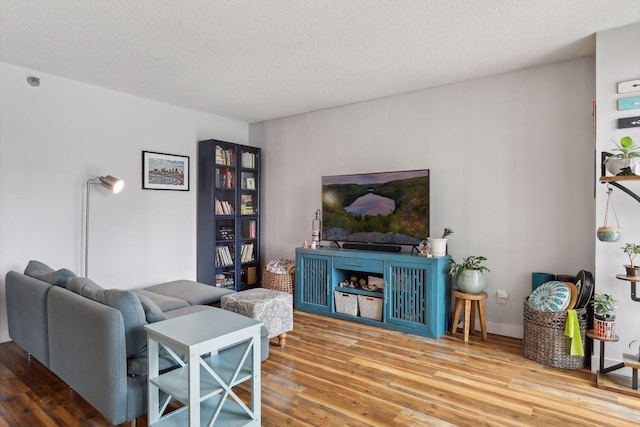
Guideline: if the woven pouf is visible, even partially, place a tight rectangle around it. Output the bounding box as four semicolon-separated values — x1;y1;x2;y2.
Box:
221;288;293;346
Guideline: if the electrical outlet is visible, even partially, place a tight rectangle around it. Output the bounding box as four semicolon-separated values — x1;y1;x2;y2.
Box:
497;290;509;299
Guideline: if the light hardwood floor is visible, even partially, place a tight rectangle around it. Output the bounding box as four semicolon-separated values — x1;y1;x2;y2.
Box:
1;310;639;426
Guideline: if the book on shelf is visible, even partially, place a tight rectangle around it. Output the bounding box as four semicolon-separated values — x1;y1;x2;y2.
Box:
240;194;254;214
215;145;235;166
247;220;257;238
241;172;255;190
215;199;234;215
215;246;234;266
242;151;257;169
216;168;234;188
240;243;254;263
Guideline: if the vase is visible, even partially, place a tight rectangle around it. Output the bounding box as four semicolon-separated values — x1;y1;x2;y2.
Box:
456;270;486;294
597;226;621;242
427;237;447;256
624;265;640;278
604;157;640;176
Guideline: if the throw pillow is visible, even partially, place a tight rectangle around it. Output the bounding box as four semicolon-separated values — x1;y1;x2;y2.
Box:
527;281;571;312
67;277;147;357
136;293;166;323
24;260;77;287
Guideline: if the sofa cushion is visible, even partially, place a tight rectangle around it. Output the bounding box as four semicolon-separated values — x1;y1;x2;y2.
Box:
135;293;166;323
132;289;189;312
143;280;235;306
24;260;77;287
67;277;147;357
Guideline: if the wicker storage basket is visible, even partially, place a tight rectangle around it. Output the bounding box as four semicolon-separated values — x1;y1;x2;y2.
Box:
522;299;587;370
261;265;295;297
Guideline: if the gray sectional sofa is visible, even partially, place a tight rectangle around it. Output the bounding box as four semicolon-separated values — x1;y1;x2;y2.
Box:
5;260;269;425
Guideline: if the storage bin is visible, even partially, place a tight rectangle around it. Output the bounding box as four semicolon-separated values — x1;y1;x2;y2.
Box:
358;295;383;321
522;299;586;369
261;266;295;297
334;291;358;316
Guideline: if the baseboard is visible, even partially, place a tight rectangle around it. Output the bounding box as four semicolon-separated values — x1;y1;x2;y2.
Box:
486;321;523;339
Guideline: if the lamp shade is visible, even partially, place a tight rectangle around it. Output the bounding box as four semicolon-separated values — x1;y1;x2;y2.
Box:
99;175;124;193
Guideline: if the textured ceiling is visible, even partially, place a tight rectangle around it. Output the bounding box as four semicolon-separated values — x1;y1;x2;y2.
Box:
1;1;639;123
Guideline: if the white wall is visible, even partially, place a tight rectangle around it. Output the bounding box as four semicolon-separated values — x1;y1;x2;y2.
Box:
594;23;640;372
251;57;596;338
0;62;249;342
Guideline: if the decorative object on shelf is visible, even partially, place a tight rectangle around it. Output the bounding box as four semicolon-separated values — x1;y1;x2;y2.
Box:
427;227;453;257
84;174;124;277
417;240;431;257
592;293;617;339
604;136;640;176
449;255;489;294
617;78;640;94
311;209;321;247
618;115;640;129
622;242;640;277
597;186;622;242
618;96;640;111
141;151;189;191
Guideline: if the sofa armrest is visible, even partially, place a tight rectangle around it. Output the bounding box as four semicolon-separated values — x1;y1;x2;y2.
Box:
47;286;136;425
5;271;52;367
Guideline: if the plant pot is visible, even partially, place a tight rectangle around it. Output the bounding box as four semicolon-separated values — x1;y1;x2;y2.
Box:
427;238;447;256
455;270;486;294
593;315;616;339
604;157;640;176
624;265;640;278
596;226;621;242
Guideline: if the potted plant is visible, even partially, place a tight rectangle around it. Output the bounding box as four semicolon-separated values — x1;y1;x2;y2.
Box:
622;243;640;277
427;228;453;257
449;255;490;294
604;136;640;176
592;293;617;339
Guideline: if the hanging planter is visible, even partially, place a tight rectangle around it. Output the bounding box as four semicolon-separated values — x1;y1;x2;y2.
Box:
597;187;621;242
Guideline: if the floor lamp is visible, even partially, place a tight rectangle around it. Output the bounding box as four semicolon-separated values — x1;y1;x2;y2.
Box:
84;175;124;277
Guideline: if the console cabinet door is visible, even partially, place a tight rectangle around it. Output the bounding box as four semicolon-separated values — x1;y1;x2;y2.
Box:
296;253;331;313
385;262;431;332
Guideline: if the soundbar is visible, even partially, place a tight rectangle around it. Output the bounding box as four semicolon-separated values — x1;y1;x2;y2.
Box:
342;242;402;253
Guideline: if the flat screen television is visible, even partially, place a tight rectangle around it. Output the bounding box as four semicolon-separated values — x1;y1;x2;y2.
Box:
321;169;429;247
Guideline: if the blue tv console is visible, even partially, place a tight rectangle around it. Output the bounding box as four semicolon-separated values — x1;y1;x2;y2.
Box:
295;247;451;339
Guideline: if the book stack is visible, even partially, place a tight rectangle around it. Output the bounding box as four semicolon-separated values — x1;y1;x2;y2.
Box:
240;195;254;214
240;243;254;263
215;168;234;188
215;199;234;215
215;246;234;266
241;151;257;168
215;145;235;165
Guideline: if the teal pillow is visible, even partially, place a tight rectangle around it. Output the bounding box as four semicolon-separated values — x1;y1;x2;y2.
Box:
24;260;77;287
67;277;147;357
528;281;571;312
136;293;166;323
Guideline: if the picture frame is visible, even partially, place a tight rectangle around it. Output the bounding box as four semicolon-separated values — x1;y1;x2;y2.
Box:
142;151;190;191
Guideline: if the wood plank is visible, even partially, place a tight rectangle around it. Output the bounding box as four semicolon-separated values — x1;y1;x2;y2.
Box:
0;310;639;426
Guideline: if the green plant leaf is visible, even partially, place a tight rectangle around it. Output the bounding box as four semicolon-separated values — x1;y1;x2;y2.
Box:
620;136;634;149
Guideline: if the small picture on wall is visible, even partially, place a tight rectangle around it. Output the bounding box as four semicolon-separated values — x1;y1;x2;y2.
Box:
142;151;190;191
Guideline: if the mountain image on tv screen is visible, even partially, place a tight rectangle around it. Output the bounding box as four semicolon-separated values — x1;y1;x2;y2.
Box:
321;169;429;245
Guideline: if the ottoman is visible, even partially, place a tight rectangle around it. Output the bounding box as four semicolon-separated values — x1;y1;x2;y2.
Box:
221;288;293;346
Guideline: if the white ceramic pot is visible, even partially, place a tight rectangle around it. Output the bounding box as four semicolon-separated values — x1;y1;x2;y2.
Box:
604;157;640;176
427;238;447;256
456;270;486;294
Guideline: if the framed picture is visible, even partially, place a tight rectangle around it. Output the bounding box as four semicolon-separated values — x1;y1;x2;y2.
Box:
142;151;190;191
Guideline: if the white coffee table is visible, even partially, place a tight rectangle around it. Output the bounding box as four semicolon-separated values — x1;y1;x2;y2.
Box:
144;307;262;426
